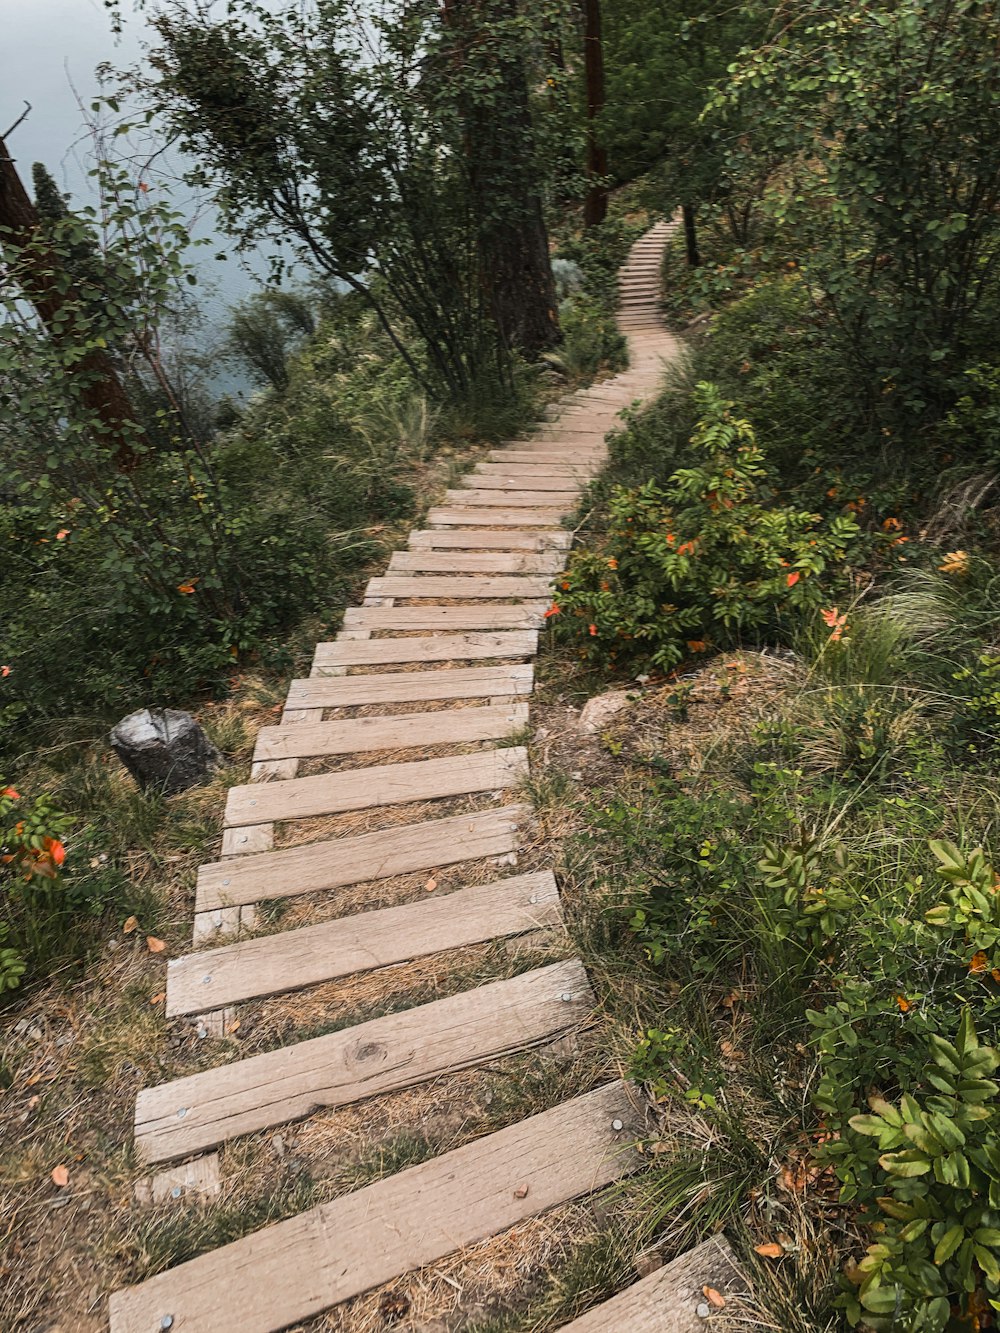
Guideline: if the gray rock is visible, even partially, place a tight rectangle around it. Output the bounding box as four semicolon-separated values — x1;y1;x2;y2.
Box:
578;689;631;735
109;708;221;795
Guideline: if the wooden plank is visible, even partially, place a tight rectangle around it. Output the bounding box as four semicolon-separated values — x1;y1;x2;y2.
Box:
313;630;538;666
169;868;559;1018
224;747;528;827
142;960;588;1162
342;604;547;631
364;574;553;600
409;529;570;551
196;803;531;912
109;1082;643;1333
559;1237;743;1333
254;703;529;761
388;552;561;575
460;472;590;493
285;663;533;710
443;490;578;509
484;451;605;465
427;506;567;527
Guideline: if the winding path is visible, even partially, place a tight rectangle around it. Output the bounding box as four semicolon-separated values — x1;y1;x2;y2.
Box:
109;220;740;1332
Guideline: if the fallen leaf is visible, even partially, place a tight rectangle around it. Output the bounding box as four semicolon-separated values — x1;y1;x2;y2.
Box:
146;936;167;953
225;1019;241;1036
425;876;438;892
123;915;138;934
754;1242;784;1259
51;1164;69;1188
719;1039;745;1060
150;992;166;1006
513;1183;529;1199
703;1286;726;1309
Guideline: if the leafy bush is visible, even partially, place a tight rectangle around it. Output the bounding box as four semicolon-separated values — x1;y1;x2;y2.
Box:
0;782;72;995
554;382;858;669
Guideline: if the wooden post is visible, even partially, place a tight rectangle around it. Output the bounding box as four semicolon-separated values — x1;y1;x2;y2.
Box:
0;134;141;470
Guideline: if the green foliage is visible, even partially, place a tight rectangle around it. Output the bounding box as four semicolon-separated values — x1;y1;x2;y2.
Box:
555;382;858;668
831;1014;1000;1330
951;654;1000;762
222;286;316;392
0;781;72;995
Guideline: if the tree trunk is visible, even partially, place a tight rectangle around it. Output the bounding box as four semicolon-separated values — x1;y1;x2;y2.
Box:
440;0;560;358
0;136;141;471
682;203;702;268
582;0;609;228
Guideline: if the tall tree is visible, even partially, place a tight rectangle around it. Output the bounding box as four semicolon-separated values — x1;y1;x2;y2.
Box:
582;0;609;227
0;139;140;469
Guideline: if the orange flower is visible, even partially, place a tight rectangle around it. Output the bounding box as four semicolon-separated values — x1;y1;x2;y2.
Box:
1;787;20;800
177;581;197;595
970;950;989;974
543;604;560;619
687;640;707;653
607;558;618;570
589;624;597;636
820;607;849;642
1;666;10;678
939;550;969;576
44;837;66;867
56;528;70;540
786;572;801;587
882;517;902;532
896;995;911;1013
677;541;696;556
561;581;570;591
826;487;839;499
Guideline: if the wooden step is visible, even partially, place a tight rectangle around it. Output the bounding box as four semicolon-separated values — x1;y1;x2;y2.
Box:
484;451;604;465
313;629;539;666
224;747;528;827
559;1236;742;1332
196;803;530;912
341;604;547;631
254;702;530;762
427;507;567;527
169;869;559;1017
473;463;599;481
388;551;561;576
109;1082;643;1333
443;490;577;509
285;663;534;710
409;529;570;551
142;960;588;1163
460;475;588;494
364;574;554;600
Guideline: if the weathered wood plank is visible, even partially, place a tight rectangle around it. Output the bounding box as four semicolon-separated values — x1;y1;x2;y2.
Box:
109;1082;643;1333
254;702;529;762
388;552;561;575
143;960;587;1162
224;747;528;827
341;604;548;631
427;506;568;527
285;663;533;710
196;803;530;912
484;451;605;465
559;1237;743;1333
408;529;570;551
313;630;538;666
365;574;553;600
169;869;558;1018
475;462;599;477
460;473;589;493
444;490;578;509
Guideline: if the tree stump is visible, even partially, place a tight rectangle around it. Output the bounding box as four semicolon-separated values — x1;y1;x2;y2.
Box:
109;708;221;795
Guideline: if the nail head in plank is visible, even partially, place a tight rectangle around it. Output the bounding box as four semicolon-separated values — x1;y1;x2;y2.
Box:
224;746;528;828
254;701;530;762
143;959;587;1162
109;1082;643;1333
196;802;530;912
169;868;559;1017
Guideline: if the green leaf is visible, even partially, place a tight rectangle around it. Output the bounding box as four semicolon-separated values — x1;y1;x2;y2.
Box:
934;1224;965;1265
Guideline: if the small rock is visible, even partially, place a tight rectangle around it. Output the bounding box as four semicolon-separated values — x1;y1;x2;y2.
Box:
579;690;631;735
12;1017;29;1036
696;1302;711;1319
109;707;221;796
27;1026;42;1042
272;1134;286;1158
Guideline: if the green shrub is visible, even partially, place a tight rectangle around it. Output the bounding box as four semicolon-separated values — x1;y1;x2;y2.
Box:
554;382;859;669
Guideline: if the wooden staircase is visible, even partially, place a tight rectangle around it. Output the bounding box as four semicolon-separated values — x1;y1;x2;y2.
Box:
109;219;742;1331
